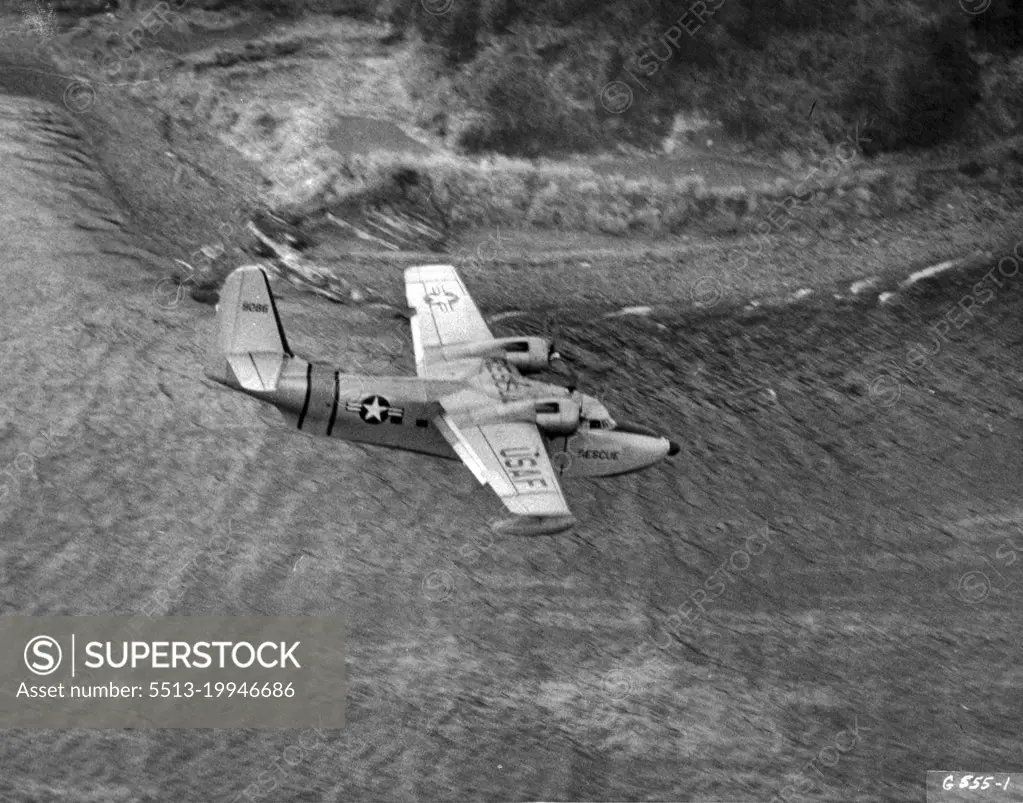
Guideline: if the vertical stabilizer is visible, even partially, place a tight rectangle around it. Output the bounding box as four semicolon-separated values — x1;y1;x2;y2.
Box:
207;265;293;392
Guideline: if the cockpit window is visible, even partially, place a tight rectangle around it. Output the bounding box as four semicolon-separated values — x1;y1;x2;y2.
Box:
535;401;560;414
613;420;659;438
506;341;530;352
589;418;613;429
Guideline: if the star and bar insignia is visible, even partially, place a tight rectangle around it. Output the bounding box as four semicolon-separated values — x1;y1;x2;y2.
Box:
346;395;404;425
423;285;460;312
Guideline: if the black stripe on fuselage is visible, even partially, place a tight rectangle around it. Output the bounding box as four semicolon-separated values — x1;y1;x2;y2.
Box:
326;371;340;437
297;363;313;430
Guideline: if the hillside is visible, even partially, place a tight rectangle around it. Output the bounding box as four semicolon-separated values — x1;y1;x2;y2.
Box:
0;3;1021;803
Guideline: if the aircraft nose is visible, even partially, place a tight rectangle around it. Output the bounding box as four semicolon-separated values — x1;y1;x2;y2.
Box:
667;439;680;457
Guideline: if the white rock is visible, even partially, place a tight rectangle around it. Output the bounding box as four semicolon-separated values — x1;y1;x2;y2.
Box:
850;277;878;295
900;259;959;289
606;306;653;318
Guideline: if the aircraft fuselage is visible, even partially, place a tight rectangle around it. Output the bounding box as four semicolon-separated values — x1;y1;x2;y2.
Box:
207;354;673;478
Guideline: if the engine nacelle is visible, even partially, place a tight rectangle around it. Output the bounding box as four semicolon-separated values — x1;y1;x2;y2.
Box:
442;336;552;374
497;337;552;374
446;395;581;434
534;397;580;436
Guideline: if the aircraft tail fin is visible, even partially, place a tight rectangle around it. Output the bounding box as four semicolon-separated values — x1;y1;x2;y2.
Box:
207;265;293;392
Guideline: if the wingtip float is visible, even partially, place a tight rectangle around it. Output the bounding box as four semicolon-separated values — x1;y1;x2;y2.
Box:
491;515;578;537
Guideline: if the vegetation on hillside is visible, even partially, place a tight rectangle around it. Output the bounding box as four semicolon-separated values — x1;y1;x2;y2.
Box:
400;0;1022;157
387;0;1017;157
73;0;1023;160
45;0;1021;249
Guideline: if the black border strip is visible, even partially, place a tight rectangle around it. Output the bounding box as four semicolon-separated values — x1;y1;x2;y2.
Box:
262;269;294;357
296;363;313;430
326;371;340;437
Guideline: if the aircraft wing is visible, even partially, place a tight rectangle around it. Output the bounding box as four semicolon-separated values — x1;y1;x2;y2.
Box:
432;416;573;519
404;264;494;377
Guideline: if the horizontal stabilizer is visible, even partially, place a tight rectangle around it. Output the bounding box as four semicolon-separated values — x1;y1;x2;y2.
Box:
226;351;287;393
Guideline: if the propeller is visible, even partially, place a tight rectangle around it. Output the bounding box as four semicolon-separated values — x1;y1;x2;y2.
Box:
545;314;579;395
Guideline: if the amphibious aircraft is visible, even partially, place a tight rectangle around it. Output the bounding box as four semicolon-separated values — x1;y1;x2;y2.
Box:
205;264;679;535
